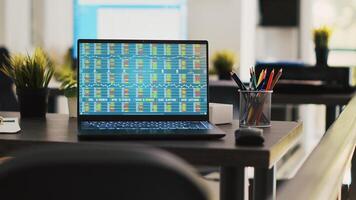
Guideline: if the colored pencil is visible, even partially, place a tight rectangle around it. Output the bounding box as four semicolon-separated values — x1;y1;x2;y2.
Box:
271;68;283;89
257;69;264;86
230;72;246;90
252;68;257;90
257;78;266;90
257;69;268;89
266;69;275;90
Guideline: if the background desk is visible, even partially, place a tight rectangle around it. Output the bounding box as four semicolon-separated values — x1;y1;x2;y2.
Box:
0;112;302;200
209;80;355;130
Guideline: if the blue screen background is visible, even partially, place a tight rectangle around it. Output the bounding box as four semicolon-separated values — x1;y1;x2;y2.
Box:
72;0;187;58
79;42;208;115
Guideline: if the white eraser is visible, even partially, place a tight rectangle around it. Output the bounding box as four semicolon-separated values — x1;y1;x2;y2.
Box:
209;103;233;125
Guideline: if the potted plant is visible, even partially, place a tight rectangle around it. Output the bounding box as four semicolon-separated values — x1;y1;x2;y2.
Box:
313;26;332;67
59;72;77;117
212;50;236;80
0;48;54;118
56;49;77;117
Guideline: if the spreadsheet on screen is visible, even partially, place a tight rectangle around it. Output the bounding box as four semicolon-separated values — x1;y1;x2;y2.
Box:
78;42;208;116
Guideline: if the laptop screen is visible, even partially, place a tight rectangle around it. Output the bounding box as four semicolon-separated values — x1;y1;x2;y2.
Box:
78;40;208;117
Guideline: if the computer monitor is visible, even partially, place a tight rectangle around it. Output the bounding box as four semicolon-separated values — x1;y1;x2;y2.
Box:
77;40;208;121
72;1;187;58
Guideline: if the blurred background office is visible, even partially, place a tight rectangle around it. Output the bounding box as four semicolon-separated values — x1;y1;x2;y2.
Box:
1;0;356;197
1;0;356;73
0;0;355;154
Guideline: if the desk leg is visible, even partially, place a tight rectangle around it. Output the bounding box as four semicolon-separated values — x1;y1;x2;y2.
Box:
220;166;246;200
326;105;342;130
254;166;276;200
326;105;336;130
349;147;356;199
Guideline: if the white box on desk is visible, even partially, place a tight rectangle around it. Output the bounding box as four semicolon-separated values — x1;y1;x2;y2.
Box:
209;103;233;125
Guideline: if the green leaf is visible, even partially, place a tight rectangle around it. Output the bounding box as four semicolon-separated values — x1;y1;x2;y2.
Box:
0;47;54;89
212;50;237;73
64;87;77;97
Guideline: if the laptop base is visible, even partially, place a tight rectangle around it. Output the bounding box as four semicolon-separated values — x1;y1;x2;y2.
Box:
78;122;226;140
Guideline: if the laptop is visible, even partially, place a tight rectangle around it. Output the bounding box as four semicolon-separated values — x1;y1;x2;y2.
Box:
77;39;226;139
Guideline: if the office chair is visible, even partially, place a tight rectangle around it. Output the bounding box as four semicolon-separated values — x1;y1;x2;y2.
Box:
0;47;18;111
0;144;212;200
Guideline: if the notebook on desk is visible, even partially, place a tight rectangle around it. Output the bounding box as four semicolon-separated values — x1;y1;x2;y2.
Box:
0;117;21;134
77;39;225;139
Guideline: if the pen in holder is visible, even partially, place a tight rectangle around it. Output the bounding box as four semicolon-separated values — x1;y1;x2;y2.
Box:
239;90;272;128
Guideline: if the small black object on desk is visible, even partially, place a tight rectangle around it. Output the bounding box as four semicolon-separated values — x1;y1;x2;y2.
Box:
235;128;265;146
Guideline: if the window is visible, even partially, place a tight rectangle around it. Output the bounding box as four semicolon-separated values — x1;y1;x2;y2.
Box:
313;0;356;66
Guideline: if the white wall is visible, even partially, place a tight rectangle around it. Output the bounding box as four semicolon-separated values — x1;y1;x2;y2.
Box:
299;0;314;64
43;0;73;56
0;0;315;65
46;0;247;61
255;0;314;64
239;0;258;81
187;0;241;71
3;0;31;53
256;27;299;61
0;0;73;55
0;0;4;45
2;0;246;68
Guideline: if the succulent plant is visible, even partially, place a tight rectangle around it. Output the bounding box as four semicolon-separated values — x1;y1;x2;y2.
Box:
313;26;332;49
55;49;77;98
212;50;236;74
0;48;54;89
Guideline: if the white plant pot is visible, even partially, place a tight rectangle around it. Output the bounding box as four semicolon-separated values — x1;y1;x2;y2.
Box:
67;97;77;118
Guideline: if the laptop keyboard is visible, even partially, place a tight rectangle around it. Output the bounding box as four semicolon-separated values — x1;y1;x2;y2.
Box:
84;121;213;130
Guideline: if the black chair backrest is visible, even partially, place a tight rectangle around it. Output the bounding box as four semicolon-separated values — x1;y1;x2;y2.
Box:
0;144;211;200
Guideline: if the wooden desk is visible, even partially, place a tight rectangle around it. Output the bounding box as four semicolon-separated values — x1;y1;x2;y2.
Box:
0;112;302;200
